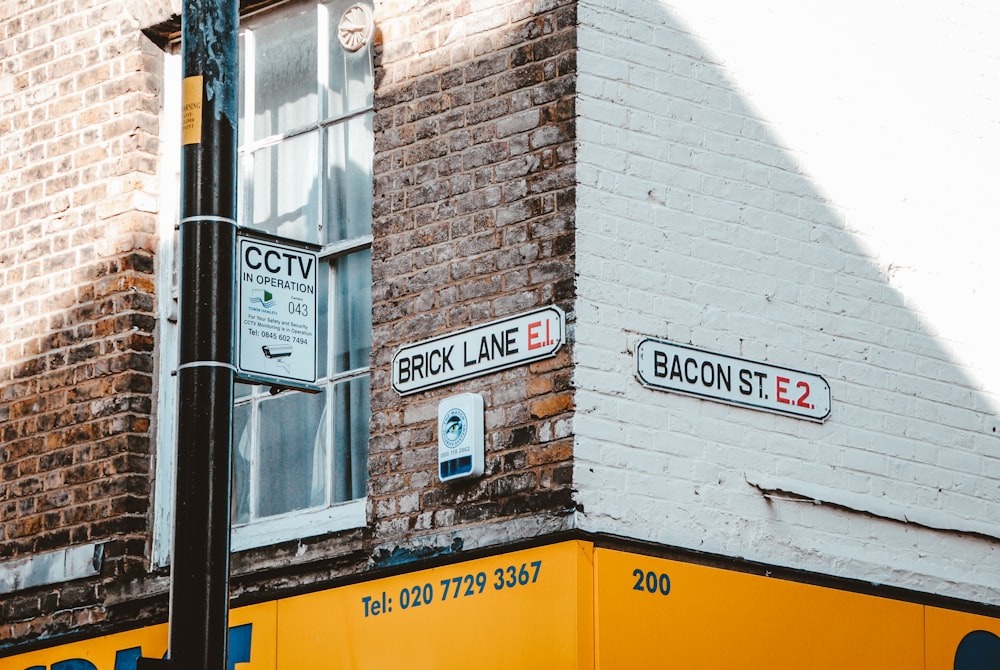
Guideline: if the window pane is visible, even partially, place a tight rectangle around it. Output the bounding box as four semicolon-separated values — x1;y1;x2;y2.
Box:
253;9;318;138
238;32;246;146
232;402;253;524
332;376;370;501
346;113;374;234
324;123;345;243
255;389;328;517
344;46;374;113
316;261;330;379
326;8;374;116
325;11;345;119
332;249;371;373
251;131;320;242
324;114;373;244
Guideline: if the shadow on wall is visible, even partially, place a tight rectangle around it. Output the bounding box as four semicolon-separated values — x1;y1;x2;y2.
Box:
0;233;161;643
574;0;1000;596
0;250;156;565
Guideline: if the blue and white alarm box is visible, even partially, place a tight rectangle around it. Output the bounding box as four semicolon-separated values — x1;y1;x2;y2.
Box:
438;393;485;481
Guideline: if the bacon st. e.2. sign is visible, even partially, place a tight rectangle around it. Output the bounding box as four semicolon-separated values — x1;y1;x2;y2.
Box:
636;337;831;422
392;306;565;395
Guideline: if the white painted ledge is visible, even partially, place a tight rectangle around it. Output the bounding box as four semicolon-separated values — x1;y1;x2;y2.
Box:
0;543;104;594
745;472;1000;541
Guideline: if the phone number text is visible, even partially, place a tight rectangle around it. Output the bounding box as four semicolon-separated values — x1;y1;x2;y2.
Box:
361;560;543;618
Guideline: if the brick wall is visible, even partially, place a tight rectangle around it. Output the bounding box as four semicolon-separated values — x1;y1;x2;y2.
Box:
2;0;580;646
574;0;1000;604
0;0;173;643
368;0;578;561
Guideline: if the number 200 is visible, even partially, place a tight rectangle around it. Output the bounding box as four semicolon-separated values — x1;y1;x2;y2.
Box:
632;569;671;596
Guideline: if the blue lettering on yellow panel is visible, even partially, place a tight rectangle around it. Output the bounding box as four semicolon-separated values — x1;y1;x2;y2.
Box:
227;624;252;670
20;624;252;670
113;649;143;670
954;630;1000;670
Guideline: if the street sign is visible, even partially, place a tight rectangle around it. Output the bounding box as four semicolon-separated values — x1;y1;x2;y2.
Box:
636;337;831;422
235;231;320;392
392;306;565;395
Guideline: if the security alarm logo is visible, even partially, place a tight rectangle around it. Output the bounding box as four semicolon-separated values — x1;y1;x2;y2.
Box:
250;288;276;310
441;408;468;448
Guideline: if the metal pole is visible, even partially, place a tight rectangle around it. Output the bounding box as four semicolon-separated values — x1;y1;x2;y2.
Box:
168;0;238;668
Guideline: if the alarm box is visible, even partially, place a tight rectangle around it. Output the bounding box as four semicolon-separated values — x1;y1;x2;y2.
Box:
438;393;485;481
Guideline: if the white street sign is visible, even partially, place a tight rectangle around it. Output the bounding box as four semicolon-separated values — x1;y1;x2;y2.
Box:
236;233;319;391
392;306;565;395
636;337;831;422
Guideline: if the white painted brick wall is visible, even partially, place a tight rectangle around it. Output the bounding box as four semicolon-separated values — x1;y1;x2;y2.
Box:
575;0;1000;604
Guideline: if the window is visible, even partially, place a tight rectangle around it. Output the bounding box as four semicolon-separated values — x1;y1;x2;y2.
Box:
154;0;374;560
231;0;373;549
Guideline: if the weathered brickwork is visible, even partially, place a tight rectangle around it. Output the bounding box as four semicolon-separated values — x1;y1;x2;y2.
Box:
0;0;173;644
2;0;580;650
369;0;577;558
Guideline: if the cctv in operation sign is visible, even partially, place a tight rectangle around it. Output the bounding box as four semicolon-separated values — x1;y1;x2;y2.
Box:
235;231;320;392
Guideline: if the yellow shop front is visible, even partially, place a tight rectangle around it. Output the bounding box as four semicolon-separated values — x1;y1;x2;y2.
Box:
5;541;998;670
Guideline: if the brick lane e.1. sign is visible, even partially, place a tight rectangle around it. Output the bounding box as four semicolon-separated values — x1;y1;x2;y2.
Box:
636;337;831;422
392;306;565;395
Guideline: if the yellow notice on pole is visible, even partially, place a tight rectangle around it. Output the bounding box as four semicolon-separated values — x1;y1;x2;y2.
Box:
182;75;203;145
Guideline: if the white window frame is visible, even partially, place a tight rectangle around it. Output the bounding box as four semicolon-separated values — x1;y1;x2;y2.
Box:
153;0;372;565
